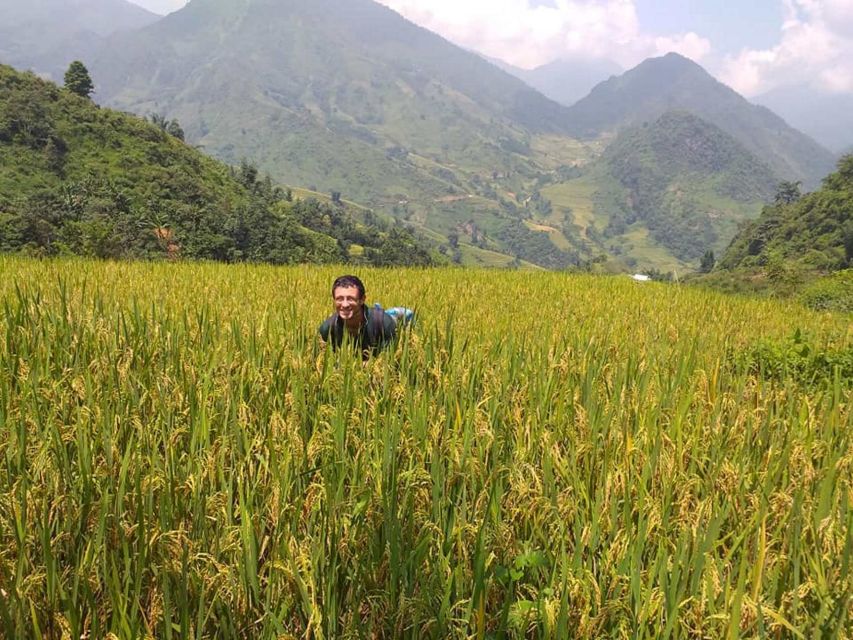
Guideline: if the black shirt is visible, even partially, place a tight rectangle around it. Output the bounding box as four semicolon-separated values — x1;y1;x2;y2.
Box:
318;305;397;358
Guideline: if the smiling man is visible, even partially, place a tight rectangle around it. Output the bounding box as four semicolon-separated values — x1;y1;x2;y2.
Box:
319;275;397;359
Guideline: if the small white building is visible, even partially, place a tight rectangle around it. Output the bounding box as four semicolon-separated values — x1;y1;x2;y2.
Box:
631;274;651;282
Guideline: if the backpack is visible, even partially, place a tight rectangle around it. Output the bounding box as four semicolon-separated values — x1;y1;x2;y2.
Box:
380;304;416;328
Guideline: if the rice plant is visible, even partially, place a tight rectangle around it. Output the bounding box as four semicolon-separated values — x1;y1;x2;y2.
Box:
0;256;850;639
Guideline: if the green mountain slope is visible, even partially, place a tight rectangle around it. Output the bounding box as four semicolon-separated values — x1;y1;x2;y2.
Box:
719;155;853;272
599;111;778;259
541;111;778;270
565;53;836;189
0;64;433;265
0;0;159;80
697;155;852;311
84;0;594;268
91;0;578;182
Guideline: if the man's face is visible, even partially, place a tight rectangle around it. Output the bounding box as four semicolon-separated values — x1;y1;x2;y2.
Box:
333;285;364;322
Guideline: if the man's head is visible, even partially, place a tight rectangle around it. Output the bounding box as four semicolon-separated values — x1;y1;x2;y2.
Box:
331;275;366;323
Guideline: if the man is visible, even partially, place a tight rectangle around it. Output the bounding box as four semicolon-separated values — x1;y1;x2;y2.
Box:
319;275;397;358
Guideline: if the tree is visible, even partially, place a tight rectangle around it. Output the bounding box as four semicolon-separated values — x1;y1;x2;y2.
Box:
774;180;802;206
149;114;185;141
166;120;185;142
699;249;716;273
64;61;94;98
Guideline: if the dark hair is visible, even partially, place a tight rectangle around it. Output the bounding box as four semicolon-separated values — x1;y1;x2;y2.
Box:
332;275;365;299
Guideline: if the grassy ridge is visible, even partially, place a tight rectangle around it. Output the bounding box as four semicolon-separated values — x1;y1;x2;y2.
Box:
1;258;851;638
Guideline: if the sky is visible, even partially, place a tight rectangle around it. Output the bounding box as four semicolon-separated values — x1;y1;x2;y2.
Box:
127;0;853;97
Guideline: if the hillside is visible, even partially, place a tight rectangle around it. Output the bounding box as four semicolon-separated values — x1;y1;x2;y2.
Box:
91;0;578;184
538;111;778;271
0;64;433;265
0;0;159;80
694;155;853;311
565;53;836;188
82;0;598;268
599;111;777;261
719;155;853;272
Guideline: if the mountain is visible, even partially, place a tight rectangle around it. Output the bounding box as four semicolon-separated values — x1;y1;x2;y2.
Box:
0;64;433;266
754;86;853;154
564;53;836;189
539;111;778;270
490;56;622;107
719;155;853;272
0;0;159;80
86;0;594;268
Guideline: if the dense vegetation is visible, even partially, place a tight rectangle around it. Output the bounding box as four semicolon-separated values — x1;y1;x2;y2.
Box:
719;155;853;272
596;111;776;261
0;65;434;266
696;155;852;311
1;258;851;638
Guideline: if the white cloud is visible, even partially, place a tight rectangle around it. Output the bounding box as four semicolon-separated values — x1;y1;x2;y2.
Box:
721;0;853;95
375;0;711;69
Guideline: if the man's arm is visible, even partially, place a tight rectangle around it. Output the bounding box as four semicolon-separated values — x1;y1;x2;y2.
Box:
318;317;333;343
382;312;398;344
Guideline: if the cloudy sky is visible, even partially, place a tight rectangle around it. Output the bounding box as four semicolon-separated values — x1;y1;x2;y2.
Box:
127;0;853;97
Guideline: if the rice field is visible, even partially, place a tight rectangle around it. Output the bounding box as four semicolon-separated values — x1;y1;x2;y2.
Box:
0;257;851;639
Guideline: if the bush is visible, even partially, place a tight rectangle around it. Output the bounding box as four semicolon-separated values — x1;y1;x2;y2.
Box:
735;329;853;384
799;270;853;313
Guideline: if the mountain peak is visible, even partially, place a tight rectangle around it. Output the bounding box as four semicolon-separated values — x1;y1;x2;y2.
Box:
565;54;836;187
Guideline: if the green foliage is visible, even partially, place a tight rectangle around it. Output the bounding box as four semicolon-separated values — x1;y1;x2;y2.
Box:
720;155;853;273
774;180;802;205
596;111;777;261
735;329;853;385
0;64;433;266
63;60;94;98
799;270;853;313
496;219;578;269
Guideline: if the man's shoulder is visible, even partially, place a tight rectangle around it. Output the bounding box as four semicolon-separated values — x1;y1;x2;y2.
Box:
365;306;396;337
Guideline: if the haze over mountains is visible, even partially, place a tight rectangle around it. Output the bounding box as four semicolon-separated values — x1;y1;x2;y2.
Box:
0;0;158;80
489;55;623;109
755;86;853;155
0;0;844;272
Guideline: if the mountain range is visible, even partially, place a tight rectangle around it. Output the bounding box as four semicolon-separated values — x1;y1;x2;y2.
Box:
0;0;843;273
563;53;836;189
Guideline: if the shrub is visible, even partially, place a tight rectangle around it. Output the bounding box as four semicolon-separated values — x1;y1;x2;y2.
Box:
799;270;853;313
